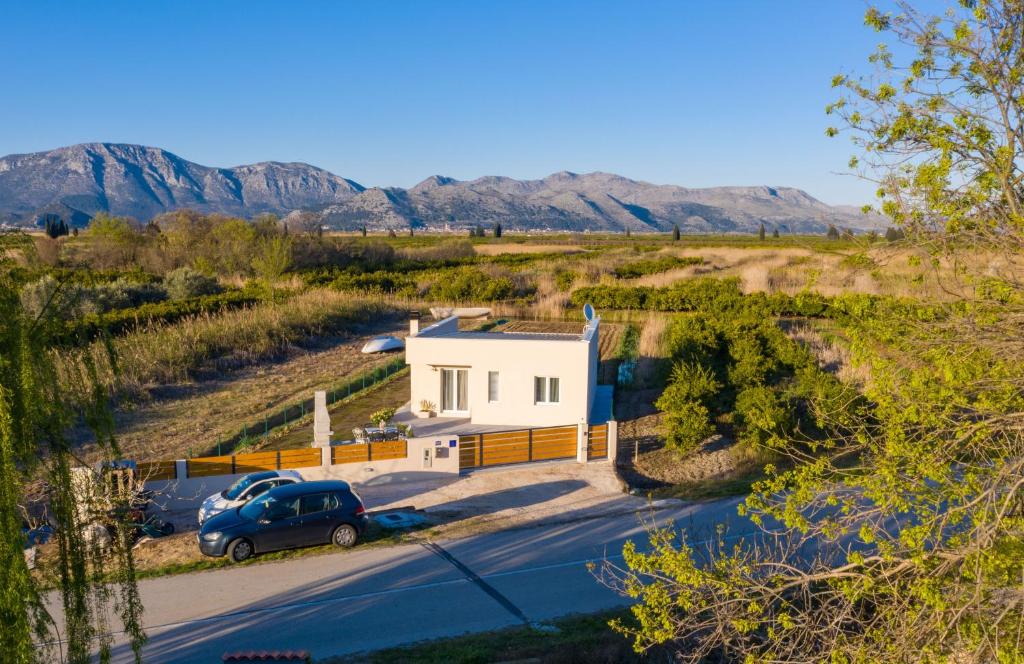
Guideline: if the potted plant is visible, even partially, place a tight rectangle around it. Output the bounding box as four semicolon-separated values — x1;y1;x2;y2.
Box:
417;400;437;418
369;407;396;429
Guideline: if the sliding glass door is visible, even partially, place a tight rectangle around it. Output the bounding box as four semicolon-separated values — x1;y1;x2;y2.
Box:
440;368;468;413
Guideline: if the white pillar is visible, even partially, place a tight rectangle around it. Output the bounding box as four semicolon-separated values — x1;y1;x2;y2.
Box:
577;420;589;463
312;390;332;447
607;420;619;464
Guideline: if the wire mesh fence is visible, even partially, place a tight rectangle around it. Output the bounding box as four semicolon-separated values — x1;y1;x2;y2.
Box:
191;355;408;458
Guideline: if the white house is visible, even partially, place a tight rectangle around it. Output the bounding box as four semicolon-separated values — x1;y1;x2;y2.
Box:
404;313;600;429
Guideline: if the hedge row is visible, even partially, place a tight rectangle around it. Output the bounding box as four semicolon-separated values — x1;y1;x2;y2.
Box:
613;255;703;279
57;289;263;343
571;278;833;318
570;278;940;325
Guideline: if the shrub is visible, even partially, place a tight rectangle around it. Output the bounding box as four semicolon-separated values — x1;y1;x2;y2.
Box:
428;267;518;302
656;362;721;412
662;400;715;456
92;278;167;310
724;327;779;390
19;276;96;320
663;315;724;368
369;407;396;426
554;270;577;292
613;255;702;279
734;385;793;449
839;252;877;270
164;267;223;300
329;271;418;296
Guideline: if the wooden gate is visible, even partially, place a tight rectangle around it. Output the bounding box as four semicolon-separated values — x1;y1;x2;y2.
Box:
459;424;578;469
587;423;608;460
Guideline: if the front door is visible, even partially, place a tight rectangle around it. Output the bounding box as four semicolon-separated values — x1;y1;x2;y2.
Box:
440;368;468;414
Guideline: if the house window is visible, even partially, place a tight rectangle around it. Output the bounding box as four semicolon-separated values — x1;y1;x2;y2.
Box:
441;368;468;412
534;376;560;404
488;371;499;402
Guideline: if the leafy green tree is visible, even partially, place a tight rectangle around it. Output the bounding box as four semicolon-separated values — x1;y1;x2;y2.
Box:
86;215;142;269
250;236;293;284
825;223;840;240
494;222;503;238
0;276;145;662
758;223;765;241
608;3;1024;661
672;224;680;241
771;227;780;238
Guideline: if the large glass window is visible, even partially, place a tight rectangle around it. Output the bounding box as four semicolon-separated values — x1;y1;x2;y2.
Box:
488;371;499;402
441;368;469;412
534;376;560;404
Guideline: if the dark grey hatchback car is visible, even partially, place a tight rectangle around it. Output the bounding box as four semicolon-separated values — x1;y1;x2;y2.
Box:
198;480;369;563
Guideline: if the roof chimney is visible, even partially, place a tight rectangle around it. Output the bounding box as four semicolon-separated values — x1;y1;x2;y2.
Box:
409;310;421;336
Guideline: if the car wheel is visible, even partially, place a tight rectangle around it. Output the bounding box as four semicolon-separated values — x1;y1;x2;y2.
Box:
227;538;254;563
332;524;358;548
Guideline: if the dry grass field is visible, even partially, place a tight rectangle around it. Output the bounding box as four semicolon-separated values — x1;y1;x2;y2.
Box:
76;322;407;461
471;243;587;256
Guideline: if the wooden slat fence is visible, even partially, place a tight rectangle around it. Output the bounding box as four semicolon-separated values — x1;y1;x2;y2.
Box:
459;434;481;468
279;448;322;469
460;424;579;469
136;461;177;482
531;425;578;461
587;423;608;460
331;440;408;465
185;448;321;478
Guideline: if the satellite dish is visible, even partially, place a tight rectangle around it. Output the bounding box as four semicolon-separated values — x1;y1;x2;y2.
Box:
583;303;595;322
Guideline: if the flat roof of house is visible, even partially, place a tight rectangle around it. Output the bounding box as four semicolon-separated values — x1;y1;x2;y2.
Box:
416;316;600;342
429;330;584;341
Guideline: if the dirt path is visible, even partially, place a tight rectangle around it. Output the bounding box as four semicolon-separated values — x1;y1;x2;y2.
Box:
112;323;407;461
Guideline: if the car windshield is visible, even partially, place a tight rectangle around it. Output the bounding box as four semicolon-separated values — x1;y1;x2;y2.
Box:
225;475;261;500
239;494;274;520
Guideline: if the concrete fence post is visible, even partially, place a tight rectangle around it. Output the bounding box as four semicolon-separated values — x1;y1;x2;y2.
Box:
607;420;619;464
577;420;588;463
174;459;187;481
320;446;332;467
312;390;332;447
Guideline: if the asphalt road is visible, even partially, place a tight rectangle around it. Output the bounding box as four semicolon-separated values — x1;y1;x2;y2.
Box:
51;496;752;663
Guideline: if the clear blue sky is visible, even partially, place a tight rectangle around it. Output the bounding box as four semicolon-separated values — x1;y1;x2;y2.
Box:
1;1;890;205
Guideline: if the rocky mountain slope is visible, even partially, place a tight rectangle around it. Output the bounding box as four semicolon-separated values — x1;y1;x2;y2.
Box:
0;143;363;225
0;143;879;233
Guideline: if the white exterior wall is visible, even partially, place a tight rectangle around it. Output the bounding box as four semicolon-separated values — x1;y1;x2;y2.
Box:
406;317;599;428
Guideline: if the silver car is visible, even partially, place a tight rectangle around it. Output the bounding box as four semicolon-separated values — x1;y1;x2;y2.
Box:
197;470;302;525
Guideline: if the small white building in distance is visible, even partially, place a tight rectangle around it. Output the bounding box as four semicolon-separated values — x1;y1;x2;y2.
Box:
404;311;600;429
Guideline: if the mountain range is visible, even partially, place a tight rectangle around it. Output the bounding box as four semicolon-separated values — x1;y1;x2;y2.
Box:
0;143;881;233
